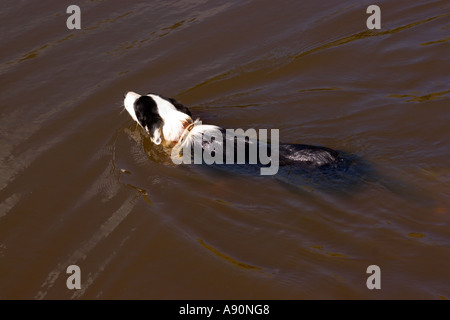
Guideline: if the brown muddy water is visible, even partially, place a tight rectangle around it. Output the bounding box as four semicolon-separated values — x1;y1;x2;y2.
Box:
0;0;449;300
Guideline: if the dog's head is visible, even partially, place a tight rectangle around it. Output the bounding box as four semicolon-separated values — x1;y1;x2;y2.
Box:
124;92;193;146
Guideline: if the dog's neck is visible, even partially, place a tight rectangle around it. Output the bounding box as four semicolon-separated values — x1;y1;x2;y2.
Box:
162;117;194;147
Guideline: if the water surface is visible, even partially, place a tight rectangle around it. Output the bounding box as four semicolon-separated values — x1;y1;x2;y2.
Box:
0;0;449;299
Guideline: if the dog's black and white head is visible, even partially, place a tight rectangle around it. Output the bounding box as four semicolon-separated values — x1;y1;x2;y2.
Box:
124;92;193;146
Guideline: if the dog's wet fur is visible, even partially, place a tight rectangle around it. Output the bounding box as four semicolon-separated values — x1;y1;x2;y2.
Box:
123;91;373;192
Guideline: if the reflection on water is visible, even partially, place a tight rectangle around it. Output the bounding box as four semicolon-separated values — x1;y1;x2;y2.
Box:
0;0;449;299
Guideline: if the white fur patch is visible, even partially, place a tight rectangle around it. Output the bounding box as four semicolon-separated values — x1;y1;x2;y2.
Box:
124;91;140;123
182;123;222;148
148;94;192;143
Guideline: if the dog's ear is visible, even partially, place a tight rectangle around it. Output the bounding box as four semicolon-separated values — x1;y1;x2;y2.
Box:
135;107;149;129
134;96;165;145
134;96;155;128
168;97;192;117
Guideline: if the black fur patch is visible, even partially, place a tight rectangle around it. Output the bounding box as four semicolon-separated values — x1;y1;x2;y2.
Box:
134;96;163;139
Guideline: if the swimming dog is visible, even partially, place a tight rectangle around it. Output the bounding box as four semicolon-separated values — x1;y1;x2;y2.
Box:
123;91;354;181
